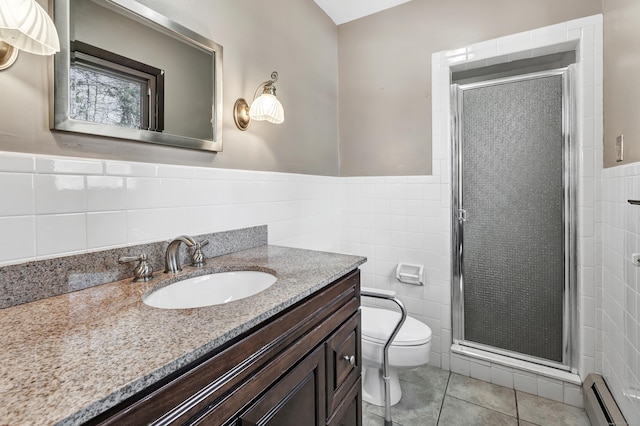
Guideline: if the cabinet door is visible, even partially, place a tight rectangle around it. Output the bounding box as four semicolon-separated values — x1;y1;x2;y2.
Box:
237;346;326;426
327;377;362;426
326;311;361;416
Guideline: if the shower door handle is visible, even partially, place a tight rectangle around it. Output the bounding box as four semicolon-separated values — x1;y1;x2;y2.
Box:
458;209;467;222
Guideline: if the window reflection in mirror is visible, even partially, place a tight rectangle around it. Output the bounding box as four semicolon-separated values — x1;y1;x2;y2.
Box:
70;41;164;131
52;0;223;151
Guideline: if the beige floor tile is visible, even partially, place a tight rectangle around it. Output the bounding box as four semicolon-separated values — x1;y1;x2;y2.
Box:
398;364;451;388
438;395;518;425
516;391;590;426
363;407;403;426
366;379;441;426
360;367;593;426
446;373;517;417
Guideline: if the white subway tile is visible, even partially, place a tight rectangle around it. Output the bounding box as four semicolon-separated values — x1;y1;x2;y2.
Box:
513;371;538;395
450;355;470;376
441;304;451;329
361;183;376;199
0;152;35;173
34;175;86;214
583;296;596;327
406;184;423;200
156;164;196;179
491;366;514;389
86;176;126;212
507;50;532;62
582;55;595;88
537;377;564;402
194;166;226;180
159;178;190;208
86;211;127;249
583;85;595;118
423;299;440;320
106;161;156;177
405;233;424;250
424;184;440;201
0;173;33;216
126;208;187;243
0;216;35;262
126;177;163;210
36;157;102;175
497;32;532;54
36;214;86;256
469;360;491;382
405;216;424;233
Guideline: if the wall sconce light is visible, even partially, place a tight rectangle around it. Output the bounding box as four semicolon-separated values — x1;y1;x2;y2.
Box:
0;0;60;70
234;71;284;131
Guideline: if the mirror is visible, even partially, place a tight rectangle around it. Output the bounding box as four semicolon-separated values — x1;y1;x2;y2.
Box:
52;0;223;151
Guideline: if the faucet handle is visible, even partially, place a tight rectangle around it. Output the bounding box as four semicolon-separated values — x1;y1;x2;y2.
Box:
191;239;209;267
118;252;153;282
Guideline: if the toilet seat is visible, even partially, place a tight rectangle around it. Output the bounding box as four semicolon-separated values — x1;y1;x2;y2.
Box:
361;306;432;346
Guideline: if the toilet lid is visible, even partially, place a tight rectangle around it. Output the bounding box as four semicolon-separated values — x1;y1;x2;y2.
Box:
361;306;432;346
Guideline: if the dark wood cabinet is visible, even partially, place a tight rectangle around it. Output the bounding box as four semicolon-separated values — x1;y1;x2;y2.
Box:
325;311;361;417
87;269;362;426
237;346;325;426
327;378;362;426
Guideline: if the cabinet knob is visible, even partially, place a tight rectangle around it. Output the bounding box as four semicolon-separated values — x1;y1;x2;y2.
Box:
343;355;355;366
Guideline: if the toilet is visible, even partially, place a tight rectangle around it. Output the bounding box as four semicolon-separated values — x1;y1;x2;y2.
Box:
360;305;432;406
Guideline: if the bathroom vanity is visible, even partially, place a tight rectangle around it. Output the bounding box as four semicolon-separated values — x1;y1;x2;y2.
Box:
0;243;365;425
90;270;362;425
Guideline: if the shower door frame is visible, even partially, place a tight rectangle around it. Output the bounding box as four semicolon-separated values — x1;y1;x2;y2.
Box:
451;66;578;371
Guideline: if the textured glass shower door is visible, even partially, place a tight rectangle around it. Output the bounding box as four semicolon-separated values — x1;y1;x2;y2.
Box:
451;69;575;367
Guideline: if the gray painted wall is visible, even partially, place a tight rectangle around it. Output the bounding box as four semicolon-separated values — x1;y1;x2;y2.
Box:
0;1;610;177
0;0;339;176
337;0;602;176
603;0;640;168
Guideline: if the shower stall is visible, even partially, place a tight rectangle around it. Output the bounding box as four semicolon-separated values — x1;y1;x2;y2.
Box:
450;65;576;370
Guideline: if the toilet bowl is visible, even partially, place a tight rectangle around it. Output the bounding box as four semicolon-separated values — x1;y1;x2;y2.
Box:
360;305;432;406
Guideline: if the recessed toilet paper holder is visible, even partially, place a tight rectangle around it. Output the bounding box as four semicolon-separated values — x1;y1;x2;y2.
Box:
395;263;424;286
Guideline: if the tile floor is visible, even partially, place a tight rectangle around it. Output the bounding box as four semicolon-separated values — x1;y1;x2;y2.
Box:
362;365;591;425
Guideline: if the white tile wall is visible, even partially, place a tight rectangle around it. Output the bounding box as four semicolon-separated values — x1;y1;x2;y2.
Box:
0;152;341;266
600;164;640;422
514;371;538;395
0;216;35;262
340;175;449;369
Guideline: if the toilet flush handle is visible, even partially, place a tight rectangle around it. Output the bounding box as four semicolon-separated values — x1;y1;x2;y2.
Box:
343;355;356;366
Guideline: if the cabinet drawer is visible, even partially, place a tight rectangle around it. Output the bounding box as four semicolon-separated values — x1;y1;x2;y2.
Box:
325;311;361;417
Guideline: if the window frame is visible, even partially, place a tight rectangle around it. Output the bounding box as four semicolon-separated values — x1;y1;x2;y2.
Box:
70;40;164;132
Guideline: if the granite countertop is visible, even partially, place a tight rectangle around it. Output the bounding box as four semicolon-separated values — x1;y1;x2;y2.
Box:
0;245;366;426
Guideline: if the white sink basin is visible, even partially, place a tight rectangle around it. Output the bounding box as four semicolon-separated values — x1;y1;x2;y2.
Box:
143;271;277;309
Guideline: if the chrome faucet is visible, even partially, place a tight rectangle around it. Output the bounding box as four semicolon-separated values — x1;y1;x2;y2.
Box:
118;252;154;282
164;235;196;273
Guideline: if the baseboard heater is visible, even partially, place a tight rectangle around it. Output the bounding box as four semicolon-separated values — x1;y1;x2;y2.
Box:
583;374;628;425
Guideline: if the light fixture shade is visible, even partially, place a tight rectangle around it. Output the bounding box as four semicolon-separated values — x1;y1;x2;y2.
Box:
0;0;60;56
249;94;284;124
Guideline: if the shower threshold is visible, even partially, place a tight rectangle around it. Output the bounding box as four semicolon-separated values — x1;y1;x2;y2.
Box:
451;343;581;386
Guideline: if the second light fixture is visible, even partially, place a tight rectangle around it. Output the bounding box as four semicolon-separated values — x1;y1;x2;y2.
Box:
234;71;284;131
